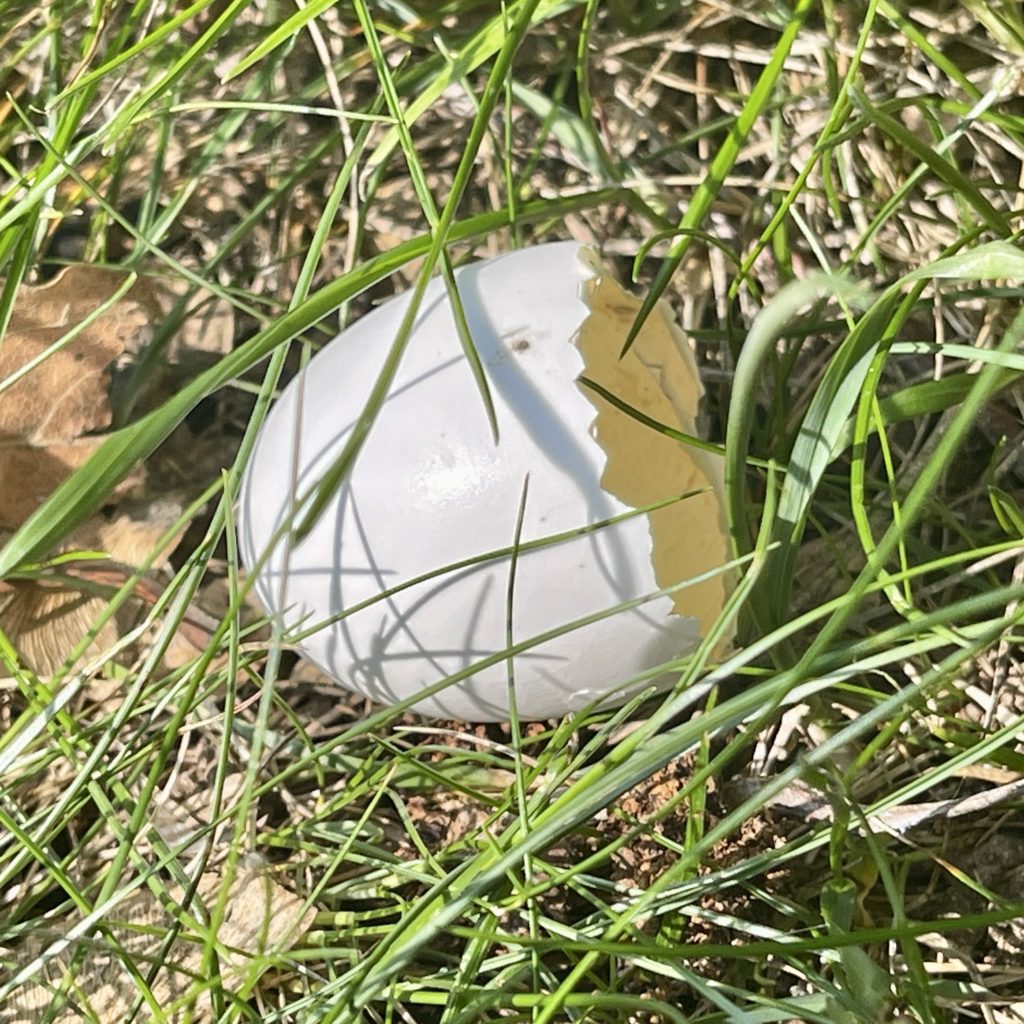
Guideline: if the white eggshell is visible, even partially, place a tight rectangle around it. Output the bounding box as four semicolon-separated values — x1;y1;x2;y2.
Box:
238;242;730;721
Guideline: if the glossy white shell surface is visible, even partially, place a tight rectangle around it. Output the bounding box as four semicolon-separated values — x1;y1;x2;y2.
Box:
238;242;704;721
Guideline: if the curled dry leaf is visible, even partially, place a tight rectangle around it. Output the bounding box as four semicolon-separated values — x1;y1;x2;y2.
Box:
0;499;186;676
0;264;182;674
0;264;158;528
0;856;314;1024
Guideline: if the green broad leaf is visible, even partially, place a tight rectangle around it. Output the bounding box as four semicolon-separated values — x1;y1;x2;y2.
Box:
833;369;1019;452
761;239;1024;631
821;877;857;933
878;371;1016;423
725;273;872;633
835;945;894;1019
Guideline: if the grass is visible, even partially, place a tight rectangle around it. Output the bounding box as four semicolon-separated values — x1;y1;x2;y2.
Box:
2;0;1024;1021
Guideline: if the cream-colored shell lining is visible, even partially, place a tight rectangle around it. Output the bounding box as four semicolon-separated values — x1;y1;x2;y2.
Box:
575;261;731;640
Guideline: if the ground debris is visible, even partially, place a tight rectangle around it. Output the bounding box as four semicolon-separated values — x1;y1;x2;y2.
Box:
0;766;312;1024
0;857;313;1024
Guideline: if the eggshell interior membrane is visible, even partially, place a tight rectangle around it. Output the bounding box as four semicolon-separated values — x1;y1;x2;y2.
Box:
238;242;732;722
575;249;730;640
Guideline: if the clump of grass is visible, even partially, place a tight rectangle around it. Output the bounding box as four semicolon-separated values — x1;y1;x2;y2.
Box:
2;1;1024;1021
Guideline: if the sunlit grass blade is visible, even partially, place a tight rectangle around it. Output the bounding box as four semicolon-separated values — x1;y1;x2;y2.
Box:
292;0;546;541
621;0;815;355
725;273;872;631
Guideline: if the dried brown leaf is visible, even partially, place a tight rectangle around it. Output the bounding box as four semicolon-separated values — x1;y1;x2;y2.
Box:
0;265;159;529
0;499;186;675
0;584;123;677
5;760;301;1023
0;265;155;443
0;268;193;672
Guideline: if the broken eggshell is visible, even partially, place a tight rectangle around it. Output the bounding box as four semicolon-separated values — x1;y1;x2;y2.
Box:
238;242;732;722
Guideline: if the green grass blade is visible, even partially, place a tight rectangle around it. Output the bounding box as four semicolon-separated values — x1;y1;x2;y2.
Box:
850;86;1011;236
293;0;547;540
621;0;814;355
